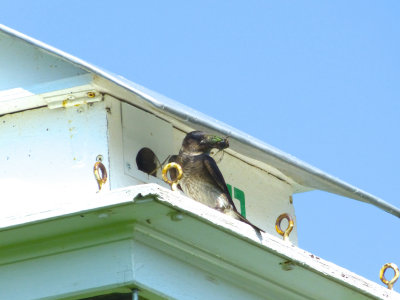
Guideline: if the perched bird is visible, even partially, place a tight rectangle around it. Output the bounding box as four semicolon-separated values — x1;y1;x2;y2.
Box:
169;131;263;233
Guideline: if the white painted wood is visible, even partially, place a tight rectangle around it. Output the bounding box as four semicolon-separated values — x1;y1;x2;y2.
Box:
0;79;96;116
0;102;109;219
121;101;175;186
0;87;34;101
1;185;397;300
133;242;265;300
44;88;102;109
0;240;135;300
0;27;87;92
104;95;138;189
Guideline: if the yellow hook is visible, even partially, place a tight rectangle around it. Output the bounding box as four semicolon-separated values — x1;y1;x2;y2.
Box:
275;213;294;242
162;162;183;191
380;263;399;290
94;161;107;191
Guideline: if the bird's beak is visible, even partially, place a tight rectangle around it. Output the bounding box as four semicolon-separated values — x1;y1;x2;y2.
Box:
204;135;229;150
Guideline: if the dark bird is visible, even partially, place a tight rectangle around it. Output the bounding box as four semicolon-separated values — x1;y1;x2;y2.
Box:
169;131;263;233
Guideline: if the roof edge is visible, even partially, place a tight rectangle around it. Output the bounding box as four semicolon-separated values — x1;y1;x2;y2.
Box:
1;24;399;218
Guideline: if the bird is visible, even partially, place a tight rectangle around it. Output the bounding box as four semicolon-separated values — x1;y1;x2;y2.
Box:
169;131;263;234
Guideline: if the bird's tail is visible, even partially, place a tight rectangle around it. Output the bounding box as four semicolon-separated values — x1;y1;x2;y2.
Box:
226;210;264;235
238;214;264;235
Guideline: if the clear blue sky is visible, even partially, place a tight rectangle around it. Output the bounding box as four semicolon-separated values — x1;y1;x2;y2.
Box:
2;1;399;287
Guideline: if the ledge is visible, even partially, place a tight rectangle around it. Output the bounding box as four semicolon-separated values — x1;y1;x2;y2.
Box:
0;184;397;299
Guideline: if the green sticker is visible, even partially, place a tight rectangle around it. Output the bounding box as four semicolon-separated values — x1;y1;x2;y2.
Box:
227;184;246;218
234;187;246;218
227;183;232;197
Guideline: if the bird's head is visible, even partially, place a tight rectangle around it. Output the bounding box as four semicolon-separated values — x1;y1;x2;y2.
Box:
180;131;229;155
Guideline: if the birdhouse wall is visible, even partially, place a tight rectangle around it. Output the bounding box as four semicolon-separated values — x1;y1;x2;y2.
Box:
0;94;296;241
105;95;297;242
0;102;109;219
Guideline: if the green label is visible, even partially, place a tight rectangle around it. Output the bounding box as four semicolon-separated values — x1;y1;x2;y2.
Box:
227;184;246;218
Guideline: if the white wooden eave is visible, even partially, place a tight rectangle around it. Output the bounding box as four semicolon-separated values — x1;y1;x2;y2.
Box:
1;24;400;219
1;184;397;300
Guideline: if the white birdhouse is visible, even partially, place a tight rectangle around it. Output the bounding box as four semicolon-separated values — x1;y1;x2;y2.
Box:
1;25;399;300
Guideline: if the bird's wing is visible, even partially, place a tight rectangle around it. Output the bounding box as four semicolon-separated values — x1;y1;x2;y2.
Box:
203;155;239;212
204;155;264;234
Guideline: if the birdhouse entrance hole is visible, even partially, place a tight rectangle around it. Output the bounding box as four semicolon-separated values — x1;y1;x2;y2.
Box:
136;147;159;177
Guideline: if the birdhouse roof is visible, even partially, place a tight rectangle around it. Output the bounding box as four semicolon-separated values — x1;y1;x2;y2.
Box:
0;24;399;218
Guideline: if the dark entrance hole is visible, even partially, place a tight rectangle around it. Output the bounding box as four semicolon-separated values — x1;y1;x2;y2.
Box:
136;147;159;177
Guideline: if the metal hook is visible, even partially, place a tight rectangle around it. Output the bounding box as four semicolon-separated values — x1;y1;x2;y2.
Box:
162;162;183;191
380;263;399;290
275;213;294;242
94;161;107;191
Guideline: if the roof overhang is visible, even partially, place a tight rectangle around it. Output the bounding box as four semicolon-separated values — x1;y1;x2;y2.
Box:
0;24;399;218
0;184;397;300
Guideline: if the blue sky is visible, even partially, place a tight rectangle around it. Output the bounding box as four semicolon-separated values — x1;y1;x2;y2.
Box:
2;1;399;286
